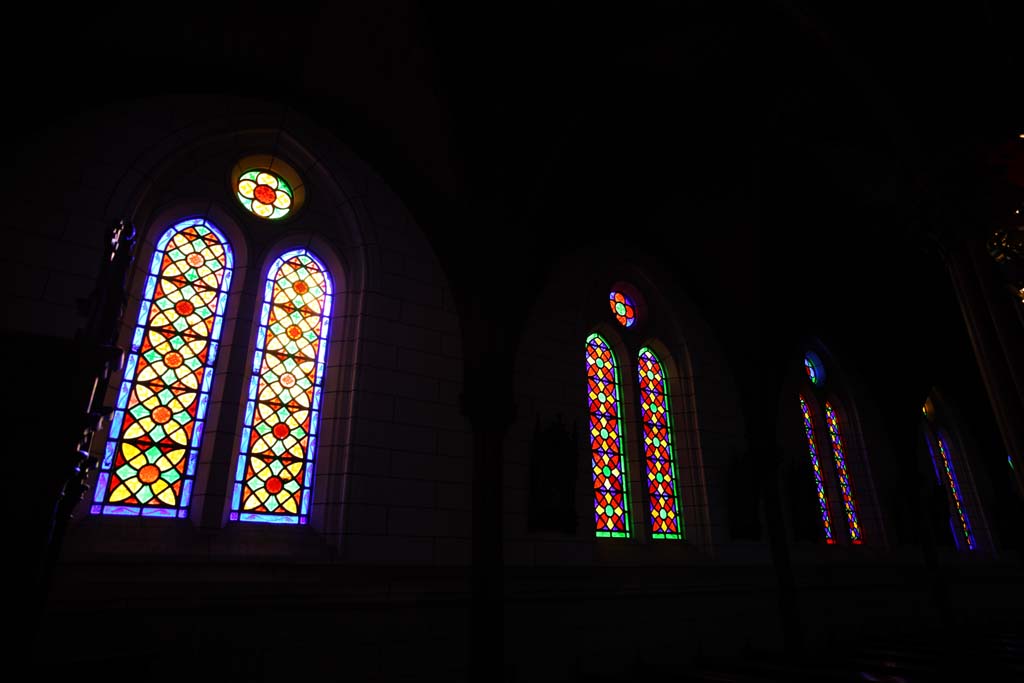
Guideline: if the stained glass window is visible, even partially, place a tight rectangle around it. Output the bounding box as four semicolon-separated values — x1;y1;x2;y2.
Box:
231;249;333;524
927;433;976;550
637;348;683;539
799;394;834;543
824;401;862;543
92;218;233;518
237;169;293;219
804;351;823;385
586;333;631;537
609;291;636;328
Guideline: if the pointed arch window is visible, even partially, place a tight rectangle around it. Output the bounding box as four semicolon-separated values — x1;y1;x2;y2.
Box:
92;218;233;517
796;352;863;544
637;347;683;539
922;398;978;551
927;432;976;550
824;401;862;543
798;394;834;543
586;333;631;537
231;249;334;524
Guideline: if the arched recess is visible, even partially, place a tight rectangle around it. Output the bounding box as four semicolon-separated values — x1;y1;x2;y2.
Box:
780;341;885;548
920;389;994;553
506;243;722;559
71;99;377;545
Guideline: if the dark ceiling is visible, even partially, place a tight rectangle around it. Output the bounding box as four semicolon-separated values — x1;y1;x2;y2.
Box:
8;2;1023;441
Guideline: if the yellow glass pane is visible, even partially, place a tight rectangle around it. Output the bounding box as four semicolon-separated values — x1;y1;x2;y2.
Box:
256;172;278;189
238;179;256;199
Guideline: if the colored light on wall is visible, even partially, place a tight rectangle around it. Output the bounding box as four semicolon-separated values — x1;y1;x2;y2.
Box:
93;219;233;518
799;395;834;543
237;169;293;219
824;402;862;543
586;333;631;537
638;348;684;539
231;249;333;525
609;291;636;328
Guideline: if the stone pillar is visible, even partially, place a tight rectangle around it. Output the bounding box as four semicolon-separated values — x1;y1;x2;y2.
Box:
945;240;1024;497
462;310;515;679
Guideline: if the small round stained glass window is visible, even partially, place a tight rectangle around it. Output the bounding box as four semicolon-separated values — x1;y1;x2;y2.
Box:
804;351;825;385
237;169;293;219
609;291;636;327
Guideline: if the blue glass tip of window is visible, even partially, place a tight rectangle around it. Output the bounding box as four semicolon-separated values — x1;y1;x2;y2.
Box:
90;504;102;515
229;512;239;521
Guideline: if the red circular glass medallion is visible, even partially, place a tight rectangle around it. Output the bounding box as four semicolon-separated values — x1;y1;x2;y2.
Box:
286;325;303;340
164;351;184;368
280;372;296;387
293;281;309;294
186;253;205;268
175;300;195;316
265;476;283;494
138;464;161;484
272;423;291;439
254;184;277;205
152;406;172;424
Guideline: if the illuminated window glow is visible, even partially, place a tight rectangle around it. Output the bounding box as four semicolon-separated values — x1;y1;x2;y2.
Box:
824;402;862;543
804;352;823;385
237;169;293;219
92;219;233;518
637;348;683;539
931;434;976;551
231;249;333;524
586;334;631;537
609;291;636;328
799;395;834;543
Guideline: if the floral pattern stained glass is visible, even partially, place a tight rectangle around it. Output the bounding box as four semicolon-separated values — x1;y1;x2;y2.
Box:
231;249;333;524
799;395;834;543
92;219;233;518
237;169;293;219
824;402;862;543
586;333;631;537
637;348;683;539
609;291;636;328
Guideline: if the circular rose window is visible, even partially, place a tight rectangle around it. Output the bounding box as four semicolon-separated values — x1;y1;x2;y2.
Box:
609;290;637;328
804;351;825;386
236;169;294;219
